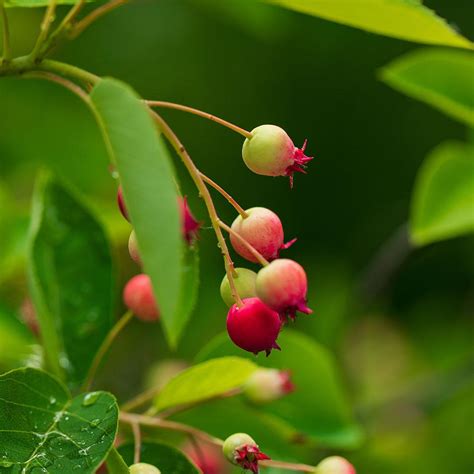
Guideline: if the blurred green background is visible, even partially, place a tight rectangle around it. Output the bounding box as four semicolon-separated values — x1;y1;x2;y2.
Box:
0;1;473;473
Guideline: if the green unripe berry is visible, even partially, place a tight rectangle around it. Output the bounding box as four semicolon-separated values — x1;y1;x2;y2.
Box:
222;433;256;464
128;230;141;265
242;125;294;176
129;463;161;474
220;268;258;307
244;368;294;404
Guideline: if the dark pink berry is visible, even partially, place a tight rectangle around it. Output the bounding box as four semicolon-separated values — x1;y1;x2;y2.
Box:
230;207;296;263
223;433;270;474
180;196;200;244
316;456;356;474
226;297;281;355
117;185;129;221
242;125;313;187
256;259;312;321
123;274;159;322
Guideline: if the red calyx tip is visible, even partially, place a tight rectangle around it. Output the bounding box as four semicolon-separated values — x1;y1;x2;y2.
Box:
280;370;296;394
285;139;314;188
235;445;270;473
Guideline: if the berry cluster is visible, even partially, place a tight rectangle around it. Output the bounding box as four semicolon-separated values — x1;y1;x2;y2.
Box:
119;122;313;357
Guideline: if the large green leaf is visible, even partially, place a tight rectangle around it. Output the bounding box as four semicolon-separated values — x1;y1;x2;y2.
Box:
90;78;184;346
381;49;474;126
28;173;114;385
410;141;474;246
262;0;473;49
119;442;199;474
197;330;362;448
154;357;257;413
0;367;118;472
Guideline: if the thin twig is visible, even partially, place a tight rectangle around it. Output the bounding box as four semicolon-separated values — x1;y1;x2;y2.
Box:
218;220;270;266
145;100;252;139
260;459;316;472
30;0;57;60
121;385;162;413
200;172;248;218
82;310;134;392
71;0;129;38
1;0;11;63
150;110;243;306
132;422;141;464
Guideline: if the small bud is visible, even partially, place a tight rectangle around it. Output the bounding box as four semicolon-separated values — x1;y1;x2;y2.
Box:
226;297;281;355
230;207;295;263
223;433;270;473
123;274;160;322
129;463;161;474
220;268;257;307
180;196;200;244
256;259;312;321
315;456;356;474
244;368;294;404
242;125;313;187
128;230;141;265
117;185;129;221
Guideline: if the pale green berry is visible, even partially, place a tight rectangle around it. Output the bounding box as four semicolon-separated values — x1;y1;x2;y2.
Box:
220;268;258;307
244;368;294;404
128;230;141;265
129;462;161;474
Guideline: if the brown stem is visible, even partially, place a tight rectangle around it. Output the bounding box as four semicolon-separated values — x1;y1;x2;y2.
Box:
145;100;252;139
131;422;141;464
218;220;270;266
149;110;243;306
260;459;316;472
200;172;248;218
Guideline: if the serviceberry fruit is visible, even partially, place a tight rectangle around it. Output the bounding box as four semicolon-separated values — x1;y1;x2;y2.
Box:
242;124;313;187
220;268;257;307
180;196;200;244
223;433;270;474
314;456;356;474
256;258;312;321
230;207;296;263
123;274;159;322
183;440;230;474
226;297;281;355
128;230;141;265
129;463;161;474
244;368;294;404
117;185;129;221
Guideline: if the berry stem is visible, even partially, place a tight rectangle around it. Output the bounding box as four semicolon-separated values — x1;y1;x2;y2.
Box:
0;0;12;64
132;421;142;464
200;172;248;218
120;385;162;412
81;310;134;392
30;0;57;60
145;100;253;139
260;459;317;472
150;110;244;307
218;220;270;266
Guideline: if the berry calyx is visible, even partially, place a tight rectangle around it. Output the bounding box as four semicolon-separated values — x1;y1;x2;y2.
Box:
220;268;257;307
230;207;295;263
128;230;141;265
315;456;356;474
256;259;312;321
180;196;200;244
123;274;160;322
226;297;281;355
129;463;162;474
244;368;294;404
223;433;270;474
117;185;129;221
242;124;313;187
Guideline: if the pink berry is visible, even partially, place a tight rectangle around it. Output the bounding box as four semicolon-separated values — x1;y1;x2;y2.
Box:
183;440;230;474
256;259;312;321
226;297;281;355
223;433;270;473
230;207;296;263
244;368;294;404
316;456;356;474
123;274;159;322
117;185;129;221
179;196;200;244
242;125;313;187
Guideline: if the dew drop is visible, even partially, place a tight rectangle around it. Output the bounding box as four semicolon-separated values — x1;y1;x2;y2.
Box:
82;392;100;406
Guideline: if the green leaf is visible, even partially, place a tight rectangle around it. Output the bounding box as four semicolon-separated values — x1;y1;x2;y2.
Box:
119;442;199;474
0;367;118;473
410;141;474;246
90;78;184;347
154;357;258;413
262;0;473;49
28;173;114;386
197;330;362;448
381;49;474;126
4;0;93;7
105;447;130;474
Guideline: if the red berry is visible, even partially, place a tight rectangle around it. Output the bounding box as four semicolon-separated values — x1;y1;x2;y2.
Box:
316;456;356;474
183;440;230;474
230;207;296;263
179;196;200;244
117;185;129;221
123;274;159;322
256;259;312;321
242;125;313;187
223;433;270;474
226;297;281;355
